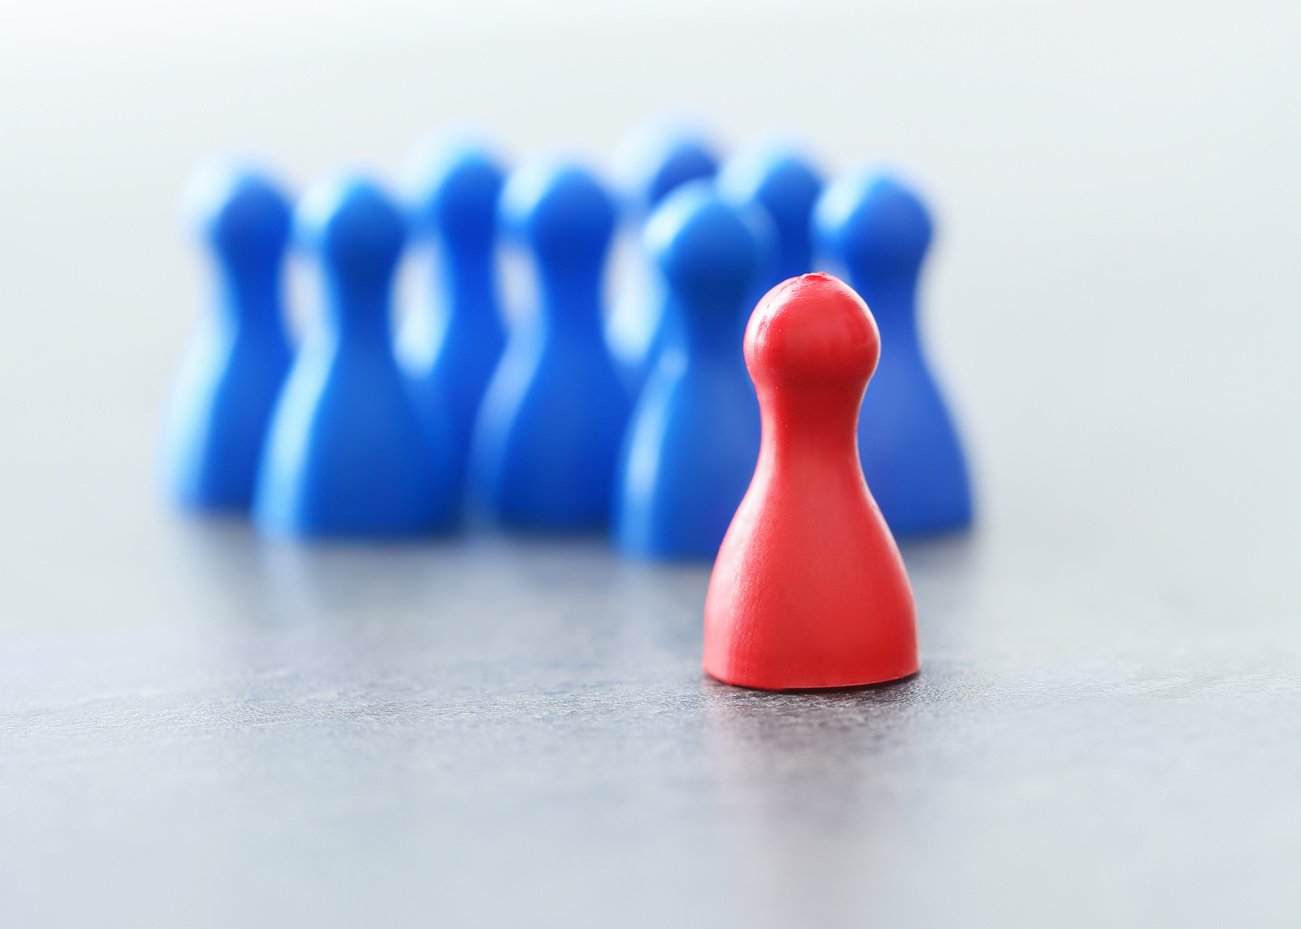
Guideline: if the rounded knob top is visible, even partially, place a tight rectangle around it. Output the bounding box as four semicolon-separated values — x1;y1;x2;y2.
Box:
186;162;291;265
646;181;766;309
501;160;615;263
745;273;879;387
719;144;822;234
617;126;719;214
816;171;932;273
409;140;505;244
296;174;407;281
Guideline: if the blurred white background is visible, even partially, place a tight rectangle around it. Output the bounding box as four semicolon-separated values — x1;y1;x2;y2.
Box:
0;0;1298;625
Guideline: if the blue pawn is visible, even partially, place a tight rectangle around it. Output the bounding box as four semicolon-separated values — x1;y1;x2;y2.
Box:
470;160;631;530
718;142;822;295
614;182;766;560
163;163;293;512
400;139;506;474
606;126;720;390
816;171;973;537
254;175;460;538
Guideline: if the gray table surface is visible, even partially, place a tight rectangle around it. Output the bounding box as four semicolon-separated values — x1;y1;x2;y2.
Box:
2;1;1300;927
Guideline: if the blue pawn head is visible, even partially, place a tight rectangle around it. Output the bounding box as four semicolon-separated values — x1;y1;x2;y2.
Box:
409;139;504;251
616;123;720;216
502;160;615;278
816;171;933;308
186;163;291;282
646;181;768;314
718;143;822;284
296;175;407;294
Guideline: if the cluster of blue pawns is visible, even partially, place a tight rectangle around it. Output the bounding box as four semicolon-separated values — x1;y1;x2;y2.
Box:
163;128;972;558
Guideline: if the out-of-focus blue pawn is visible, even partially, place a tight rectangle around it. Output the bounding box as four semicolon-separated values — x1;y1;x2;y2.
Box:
816;170;973;537
162;163;293;513
606;125;720;391
718;141;822;296
470;160;631;530
614;182;767;560
400;139;506;475
253;175;461;538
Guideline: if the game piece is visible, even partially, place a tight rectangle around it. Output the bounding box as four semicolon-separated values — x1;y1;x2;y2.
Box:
717;141;822;296
606;125;720;390
703;273;919;690
816;171;973;536
614;181;767;560
162;163;293;512
400;138;507;474
253;174;461;537
468;159;631;530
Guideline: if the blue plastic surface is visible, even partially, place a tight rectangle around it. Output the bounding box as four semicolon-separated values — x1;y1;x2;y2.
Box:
469;160;631;530
614;182;766;560
606;126;720;391
253;175;461;538
163;163;293;512
718;142;822;297
400;140;507;476
815;170;973;537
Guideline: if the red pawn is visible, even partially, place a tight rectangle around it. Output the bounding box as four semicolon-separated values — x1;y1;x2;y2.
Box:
704;273;919;690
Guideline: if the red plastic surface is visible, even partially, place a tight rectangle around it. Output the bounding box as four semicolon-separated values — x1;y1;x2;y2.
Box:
703;273;920;690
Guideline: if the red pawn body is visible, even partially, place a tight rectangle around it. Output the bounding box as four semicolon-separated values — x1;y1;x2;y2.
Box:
704;273;919;690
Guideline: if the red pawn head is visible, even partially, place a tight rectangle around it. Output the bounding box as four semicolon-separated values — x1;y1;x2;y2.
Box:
745;273;880;454
704;273;919;690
